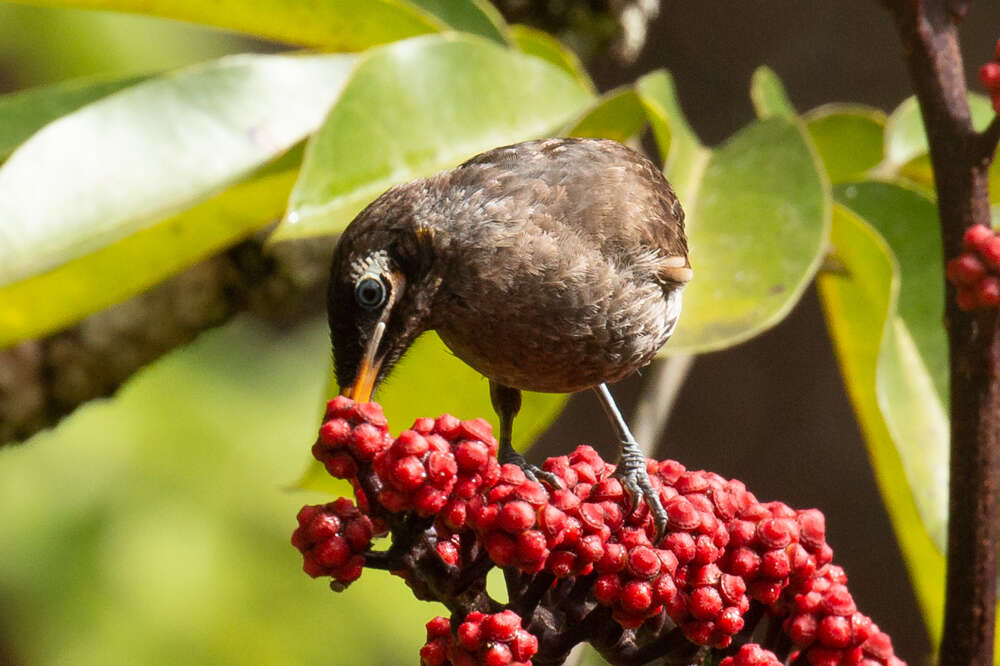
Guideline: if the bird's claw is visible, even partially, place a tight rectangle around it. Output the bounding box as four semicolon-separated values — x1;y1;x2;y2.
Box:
613;448;668;544
500;448;563;490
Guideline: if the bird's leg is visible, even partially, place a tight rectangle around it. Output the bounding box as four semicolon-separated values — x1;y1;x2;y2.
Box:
593;382;668;543
489;381;561;489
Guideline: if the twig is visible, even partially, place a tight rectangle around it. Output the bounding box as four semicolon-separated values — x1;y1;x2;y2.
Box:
879;0;1000;662
0;232;336;446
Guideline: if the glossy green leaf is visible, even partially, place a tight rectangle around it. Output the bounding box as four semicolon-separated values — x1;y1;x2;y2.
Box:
4;0;443;50
298;332;567;493
817;204;944;639
638;70;829;354
278;34;594;240
804;104;886;184
562;87;646;143
509;24;594;93
0;53;356;288
750;66;795;119
0;166;298;348
0;73;148;163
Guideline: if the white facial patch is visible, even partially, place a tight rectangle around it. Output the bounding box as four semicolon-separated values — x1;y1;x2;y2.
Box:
349;250;391;284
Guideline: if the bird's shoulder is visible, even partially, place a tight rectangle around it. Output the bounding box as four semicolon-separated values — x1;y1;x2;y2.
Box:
443;138;690;282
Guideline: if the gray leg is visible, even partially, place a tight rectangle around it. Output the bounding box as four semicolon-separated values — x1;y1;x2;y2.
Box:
593;382;668;543
489;381;561;488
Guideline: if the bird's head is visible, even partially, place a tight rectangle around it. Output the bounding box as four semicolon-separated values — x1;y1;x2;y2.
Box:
327;182;440;402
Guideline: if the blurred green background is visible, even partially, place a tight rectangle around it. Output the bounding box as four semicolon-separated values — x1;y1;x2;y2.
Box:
0;11;438;662
0;311;439;664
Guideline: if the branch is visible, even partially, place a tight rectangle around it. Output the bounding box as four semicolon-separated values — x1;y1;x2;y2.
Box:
880;0;1000;662
0;232;335;447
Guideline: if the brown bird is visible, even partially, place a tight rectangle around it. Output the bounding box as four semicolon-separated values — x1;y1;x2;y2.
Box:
327;137;691;538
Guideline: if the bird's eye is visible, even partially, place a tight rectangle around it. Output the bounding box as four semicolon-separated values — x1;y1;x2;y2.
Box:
355;276;388;310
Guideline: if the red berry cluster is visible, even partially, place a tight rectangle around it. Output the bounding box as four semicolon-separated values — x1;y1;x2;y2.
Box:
293;398;907;665
313;397;392;480
783;565;905;666
720;644;782;666
979;39;1000;113
420;611;539;666
291;498;373;589
946;224;1000;310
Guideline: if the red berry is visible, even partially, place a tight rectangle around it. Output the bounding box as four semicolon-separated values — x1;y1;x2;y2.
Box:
620;580;654;613
980;236;1000;269
414;485;449;515
964;224;995;250
313;536;351;568
391;455;426;490
455;440;490;470
419;641;446;665
947;254;987;287
498;501;536;533
957;286;981;311
980;62;1000;92
978;276;1000;306
716;605;744;634
436;540;459;566
483;610;520;642
483;643;513;666
594;573;623;604
818;614;852;648
690;586;723;621
511;629;539;661
627;545;662;579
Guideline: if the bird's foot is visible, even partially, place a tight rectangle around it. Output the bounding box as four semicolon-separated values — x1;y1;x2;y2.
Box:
613;444;668;544
499;447;563;490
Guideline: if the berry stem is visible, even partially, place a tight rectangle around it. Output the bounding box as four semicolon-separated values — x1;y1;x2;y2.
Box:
361;550;394;570
879;1;1000;662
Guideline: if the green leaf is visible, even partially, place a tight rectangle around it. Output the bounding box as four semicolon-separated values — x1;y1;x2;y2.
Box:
0;73;148;163
0;53;356;288
670;118;829;353
635;70;707;201
509;24;594;93
833;181;947;562
277;34;594;240
408;0;509;43
804;104;886;184
0;165;299;348
298;332;568;493
883;93;995;169
750;66;796;118
817;203;945;640
638;70;829;354
562;87;646;143
4;0;443;50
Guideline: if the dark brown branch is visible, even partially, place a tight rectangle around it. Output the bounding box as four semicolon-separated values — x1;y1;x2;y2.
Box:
0;231;336;447
881;0;1000;663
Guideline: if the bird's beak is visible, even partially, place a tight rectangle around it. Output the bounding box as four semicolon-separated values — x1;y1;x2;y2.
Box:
344;320;386;403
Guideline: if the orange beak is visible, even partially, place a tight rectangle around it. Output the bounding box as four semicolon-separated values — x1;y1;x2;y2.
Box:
345;321;386;403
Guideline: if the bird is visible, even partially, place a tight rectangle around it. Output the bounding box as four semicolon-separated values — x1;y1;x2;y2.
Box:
326;137;691;539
